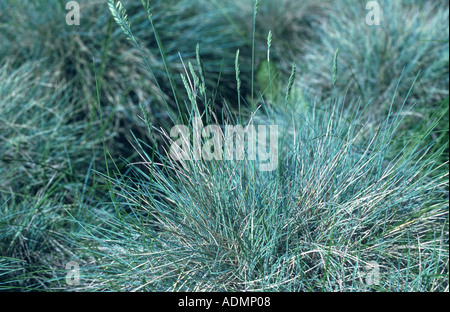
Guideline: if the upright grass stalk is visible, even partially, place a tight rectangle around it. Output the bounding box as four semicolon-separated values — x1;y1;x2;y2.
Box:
235;49;241;123
267;31;273;106
332;48;339;87
139;0;186;123
251;0;259;111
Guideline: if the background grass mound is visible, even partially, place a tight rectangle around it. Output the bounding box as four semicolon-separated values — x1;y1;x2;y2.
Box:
0;0;252;160
0;60;103;289
298;0;449;170
300;0;449;107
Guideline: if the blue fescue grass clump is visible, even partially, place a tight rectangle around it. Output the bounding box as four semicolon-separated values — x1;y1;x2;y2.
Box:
63;34;448;289
301;0;449;108
66;94;448;291
0;0;254;154
0;60;105;289
0;61;99;192
0;0;448;292
299;0;449;173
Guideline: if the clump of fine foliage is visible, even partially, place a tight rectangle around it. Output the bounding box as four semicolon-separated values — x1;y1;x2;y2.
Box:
0;0;448;292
